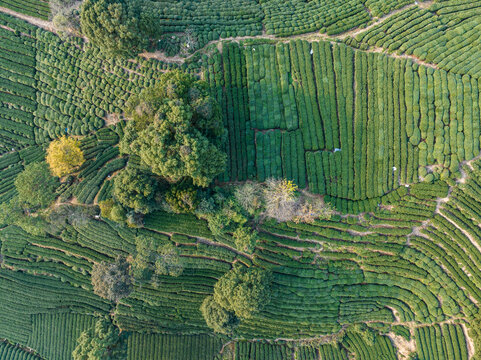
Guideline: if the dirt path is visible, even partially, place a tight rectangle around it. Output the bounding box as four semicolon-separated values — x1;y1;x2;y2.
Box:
337;3;417;40
197;237;254;260
439;207;481;254
145;226;254;260
218;326;347;356
140;0;438;70
387;332;416;360
461;322;475;360
431;153;481;256
0;6;55;32
369;45;439;69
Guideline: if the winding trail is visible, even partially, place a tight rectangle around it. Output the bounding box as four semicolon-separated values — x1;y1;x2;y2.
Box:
433;153;481;255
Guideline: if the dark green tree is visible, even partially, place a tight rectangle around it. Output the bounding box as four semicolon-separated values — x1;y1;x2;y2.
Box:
15;162;59;208
72;317;126;360
120;70;226;187
200;296;238;334
80;0;153;57
113;167;157;214
205;198;247;238
99;199;127;223
213;266;272;319
91;257;133;302
164;182;198;213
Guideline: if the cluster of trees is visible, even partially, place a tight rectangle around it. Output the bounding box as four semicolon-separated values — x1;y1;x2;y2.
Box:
89;238;184;303
5;65;335;342
0;136;86;236
99;70;227;225
234;179;333;223
0;137;86;236
119;70;226;186
201;266;272;334
14;136;85;210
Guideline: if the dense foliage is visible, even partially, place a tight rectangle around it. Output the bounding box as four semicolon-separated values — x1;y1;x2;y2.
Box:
46;136;85;177
91;257;133;303
213;266;272;319
163;183;198;214
72;318;126;360
232;226;257;254
99;199;127;223
113;167;157;214
130;236;184;282
15;162;58;208
80;0;153;57
200;296;238;334
120;70;226;187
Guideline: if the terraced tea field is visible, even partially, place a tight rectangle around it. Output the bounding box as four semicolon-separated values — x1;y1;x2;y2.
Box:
1;0;481;359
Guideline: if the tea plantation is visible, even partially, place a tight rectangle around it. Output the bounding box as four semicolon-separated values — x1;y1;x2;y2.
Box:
1;0;481;359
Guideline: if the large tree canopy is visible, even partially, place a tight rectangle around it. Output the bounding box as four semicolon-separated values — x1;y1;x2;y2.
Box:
46;136;85;177
213;266;272;319
120;71;226;187
72;318;126;360
91;257;133;303
80;0;153;57
113;166;157;214
15;162;59;208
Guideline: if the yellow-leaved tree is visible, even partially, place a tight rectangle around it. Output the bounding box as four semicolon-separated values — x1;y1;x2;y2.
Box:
46;136;85;177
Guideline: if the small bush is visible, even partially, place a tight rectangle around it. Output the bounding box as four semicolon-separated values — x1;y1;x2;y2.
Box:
233;226;257;253
292;196;334;224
